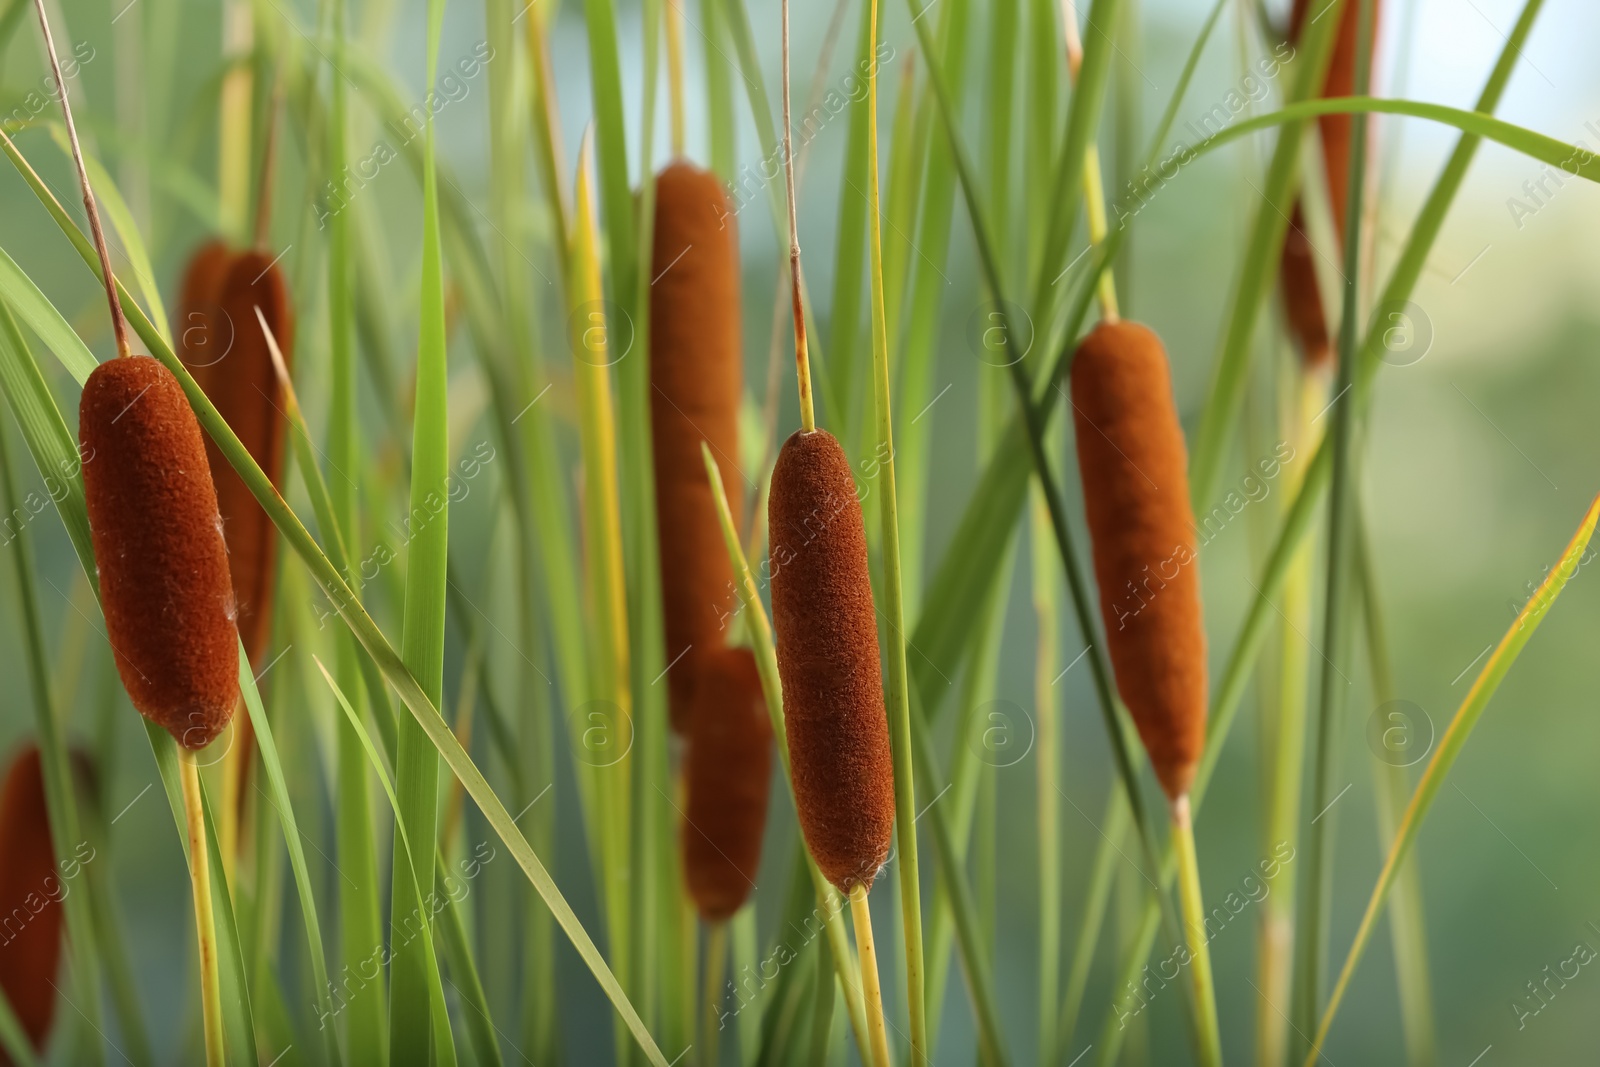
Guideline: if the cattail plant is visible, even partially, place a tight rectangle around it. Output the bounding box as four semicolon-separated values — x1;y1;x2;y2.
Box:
649;160;744;734
0;746;64;1062
34;2;232;1063
1071;318;1221;1065
767;0;898;1060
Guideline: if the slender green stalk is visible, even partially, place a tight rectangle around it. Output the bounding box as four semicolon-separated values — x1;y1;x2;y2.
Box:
1256;373;1323;1067
1292;1;1377;1052
389;0;452;1053
180;754;226;1067
1172;796;1222;1067
1355;517;1437;1067
569;132;637;1052
1030;488;1062;1067
701;923;728;1067
701;0;734;178
324;0;387;1055
863;0;928;1053
1057;788;1130;1056
701;443;873;1060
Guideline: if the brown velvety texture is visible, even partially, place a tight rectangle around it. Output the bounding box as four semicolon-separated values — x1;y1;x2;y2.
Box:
768;429;895;891
649;161;744;734
1279;202;1332;369
1071;322;1207;801
0;747;63;1062
80;356;240;749
682;647;774;921
179;244;292;668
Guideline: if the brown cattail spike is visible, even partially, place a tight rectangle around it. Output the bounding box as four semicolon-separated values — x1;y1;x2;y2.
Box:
80;356;241;749
200;249;293;667
1280;202;1332;369
650;161;744;734
1279;0;1380;368
768;428;895;891
1071;321;1207;801
0;747;65;1060
682;647;774;921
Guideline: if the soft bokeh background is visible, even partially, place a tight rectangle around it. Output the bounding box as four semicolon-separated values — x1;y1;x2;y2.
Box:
1;0;1597;1062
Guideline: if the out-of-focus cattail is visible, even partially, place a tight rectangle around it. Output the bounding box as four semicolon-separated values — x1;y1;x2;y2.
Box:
682;647;773;921
1292;0;1382;241
768;428;895;892
0;747;64;1061
1280;202;1332;369
1070;321;1207;801
177;244;292;667
649;160;744;734
1279;0;1380;367
80;355;240;749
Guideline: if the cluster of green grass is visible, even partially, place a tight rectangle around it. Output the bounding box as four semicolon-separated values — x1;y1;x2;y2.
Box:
0;0;1595;1064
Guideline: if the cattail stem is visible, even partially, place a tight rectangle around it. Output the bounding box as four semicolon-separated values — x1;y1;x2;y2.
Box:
665;0;686;158
180;751;225;1067
1061;0;1120;322
849;885;892;1067
863;0;929;1056
251;65;285;251
699;922;727;1067
32;0;129;360
1171;794;1223;1067
780;0;815;433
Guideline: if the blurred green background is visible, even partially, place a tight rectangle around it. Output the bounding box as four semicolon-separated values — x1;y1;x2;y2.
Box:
2;0;1598;1062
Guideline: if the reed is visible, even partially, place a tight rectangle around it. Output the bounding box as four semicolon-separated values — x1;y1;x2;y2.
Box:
649;161;744;734
1070;318;1220;1063
0;747;63;1061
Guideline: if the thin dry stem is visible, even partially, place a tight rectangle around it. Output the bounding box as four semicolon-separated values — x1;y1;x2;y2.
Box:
780;0;815;433
850;884;892;1067
33;0;130;359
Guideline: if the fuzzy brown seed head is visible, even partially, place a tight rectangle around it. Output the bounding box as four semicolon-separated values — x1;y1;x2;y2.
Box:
1071;321;1207;801
178;243;292;668
0;746;64;1059
768;429;895;892
1279;201;1333;369
650;161;744;734
80;356;240;750
682;647;774;921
